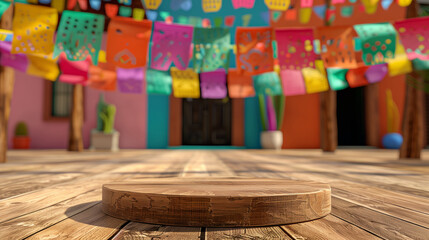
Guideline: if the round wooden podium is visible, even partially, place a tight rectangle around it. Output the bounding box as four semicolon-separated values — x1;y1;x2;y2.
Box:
102;178;331;227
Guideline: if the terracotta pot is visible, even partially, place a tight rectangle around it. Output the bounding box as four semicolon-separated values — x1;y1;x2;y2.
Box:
13;136;30;149
260;131;283;149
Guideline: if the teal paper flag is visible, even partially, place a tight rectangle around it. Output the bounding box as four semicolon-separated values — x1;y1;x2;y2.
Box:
193;28;231;73
326;68;349;91
252;72;283;96
54;11;104;65
0;1;10;18
354;23;397;65
146;69;172;95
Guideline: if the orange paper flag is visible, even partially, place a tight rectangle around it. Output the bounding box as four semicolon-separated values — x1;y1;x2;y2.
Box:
227;69;256;98
106;17;152;69
236;27;274;76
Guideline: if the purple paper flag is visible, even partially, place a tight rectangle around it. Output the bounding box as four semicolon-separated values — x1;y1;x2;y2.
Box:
365;64;388;83
0;42;29;72
281;69;307;96
117;67;144;94
150;22;194;71
200;69;227;99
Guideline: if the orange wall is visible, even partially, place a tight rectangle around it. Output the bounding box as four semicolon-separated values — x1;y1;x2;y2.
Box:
378;75;406;146
281;93;321;149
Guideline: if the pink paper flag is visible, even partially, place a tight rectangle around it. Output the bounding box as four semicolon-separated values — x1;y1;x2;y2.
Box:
394;17;429;60
59;53;91;85
281;69;306;96
232;0;255;9
331;0;345;4
200;69;227;99
301;0;313;8
0;42;28;72
275;28;317;71
150;22;194;71
117;67;144;94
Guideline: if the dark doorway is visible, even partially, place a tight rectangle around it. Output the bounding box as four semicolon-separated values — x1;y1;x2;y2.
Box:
337;87;367;146
182;99;231;145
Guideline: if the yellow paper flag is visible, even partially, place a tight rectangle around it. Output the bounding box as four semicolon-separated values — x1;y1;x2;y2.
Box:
299;8;312;24
387;41;412;76
98;50;107;63
27;55;59;81
302;60;329;94
144;0;162;10
133;8;145;21
398;0;412;7
51;0;65;12
12;4;58;56
264;0;290;11
202;0;222;13
361;0;378;14
171;67;200;98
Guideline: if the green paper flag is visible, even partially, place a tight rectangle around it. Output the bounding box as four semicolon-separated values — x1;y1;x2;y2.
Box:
119;6;132;17
412;58;429;71
54;11;104;65
252;72;283;96
341;6;354;17
193;28;231;73
326;68;349;91
354;23;397;65
0;1;10;18
146;69;172;95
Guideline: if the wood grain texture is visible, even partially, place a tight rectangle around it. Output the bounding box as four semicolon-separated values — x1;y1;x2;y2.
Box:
320;90;338;152
102;178;331;227
0;3;14;163
169;96;182;147
68;85;84;152
1;149;429;239
231;99;245;147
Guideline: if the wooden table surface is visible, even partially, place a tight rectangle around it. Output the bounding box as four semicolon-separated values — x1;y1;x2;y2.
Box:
0;149;428;239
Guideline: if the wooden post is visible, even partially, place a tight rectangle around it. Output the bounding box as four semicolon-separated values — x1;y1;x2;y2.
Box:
320;90;337;152
320;0;338;152
0;4;14;163
365;83;380;147
399;1;424;159
68;84;84;152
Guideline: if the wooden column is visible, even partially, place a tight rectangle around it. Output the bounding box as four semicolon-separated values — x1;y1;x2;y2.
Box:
399;1;424;159
320;90;337;152
0;4;14;163
168;96;182;147
231;98;245;147
365;83;380;147
320;0;337;152
68;85;84;152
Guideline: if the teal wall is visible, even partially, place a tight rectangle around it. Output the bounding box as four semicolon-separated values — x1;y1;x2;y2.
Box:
245;97;262;149
147;95;170;149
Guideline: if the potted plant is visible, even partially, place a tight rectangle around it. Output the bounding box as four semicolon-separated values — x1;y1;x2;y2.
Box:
13;122;30;149
258;94;285;149
90;94;119;151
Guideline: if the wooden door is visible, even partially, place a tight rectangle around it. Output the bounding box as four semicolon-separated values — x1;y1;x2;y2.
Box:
182;99;231;145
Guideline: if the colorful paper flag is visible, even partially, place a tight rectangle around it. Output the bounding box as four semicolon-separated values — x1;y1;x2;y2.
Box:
58;53;91;85
150;22;194;71
116;67;144;94
146;69;172;95
232;0;255;9
264;0;290;11
302;60;329;94
236;27;274;76
12;4;58;56
27;55;59;81
193;28;231;73
54;11;104;65
171;67;200;98
354;23;397;65
280;69;306;96
252;72;283;96
0;42;28;72
107;17;152;69
88;64;117;91
276;28;317;71
394;17;429;61
326;68;349;90
200;69;227;99
365;64;388;83
202;0;222;13
227;69;255;98
346;66;369;88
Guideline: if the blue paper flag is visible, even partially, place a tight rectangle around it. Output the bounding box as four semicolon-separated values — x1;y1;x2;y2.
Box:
146;10;158;21
89;0;101;10
381;0;393;10
261;11;270;25
313;4;327;20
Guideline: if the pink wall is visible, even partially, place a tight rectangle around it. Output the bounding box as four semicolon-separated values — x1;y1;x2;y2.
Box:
8;71;147;149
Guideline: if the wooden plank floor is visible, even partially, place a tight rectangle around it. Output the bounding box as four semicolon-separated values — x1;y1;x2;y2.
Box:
0;149;428;239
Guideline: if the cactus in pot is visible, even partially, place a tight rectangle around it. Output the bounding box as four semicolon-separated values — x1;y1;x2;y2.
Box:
13;122;30;149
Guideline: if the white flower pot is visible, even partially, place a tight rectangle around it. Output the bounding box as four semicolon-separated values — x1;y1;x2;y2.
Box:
90;130;119;151
260;131;283;149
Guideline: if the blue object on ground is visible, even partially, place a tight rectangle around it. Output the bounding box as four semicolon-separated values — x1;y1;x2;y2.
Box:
382;133;403;149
